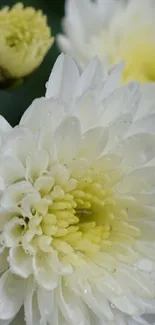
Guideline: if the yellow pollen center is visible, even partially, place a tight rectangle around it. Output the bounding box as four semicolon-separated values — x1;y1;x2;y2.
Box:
109;25;155;84
21;166;131;260
10;159;142;271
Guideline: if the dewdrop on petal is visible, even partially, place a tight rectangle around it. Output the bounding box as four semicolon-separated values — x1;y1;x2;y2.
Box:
57;0;155;84
0;54;155;325
0;3;54;82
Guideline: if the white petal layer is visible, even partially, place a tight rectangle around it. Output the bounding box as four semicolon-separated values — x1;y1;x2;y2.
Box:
0;271;25;320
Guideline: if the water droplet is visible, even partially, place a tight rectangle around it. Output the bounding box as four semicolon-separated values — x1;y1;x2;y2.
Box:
111;303;116;309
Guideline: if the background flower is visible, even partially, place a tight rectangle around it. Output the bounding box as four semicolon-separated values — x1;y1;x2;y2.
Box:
0;54;155;325
0;0;61;128
57;0;155;84
0;2;53;81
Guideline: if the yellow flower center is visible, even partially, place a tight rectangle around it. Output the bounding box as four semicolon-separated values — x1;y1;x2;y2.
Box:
21;164;141;264
44;178;114;256
110;26;155;84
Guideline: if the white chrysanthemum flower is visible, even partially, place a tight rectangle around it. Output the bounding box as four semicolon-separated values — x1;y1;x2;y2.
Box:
0;54;155;325
57;0;155;84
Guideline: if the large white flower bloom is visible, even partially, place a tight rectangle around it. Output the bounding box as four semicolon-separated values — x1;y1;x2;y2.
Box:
57;0;155;84
0;54;155;325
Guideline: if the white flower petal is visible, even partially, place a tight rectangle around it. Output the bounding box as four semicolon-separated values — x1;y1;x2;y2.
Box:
64;0;89;41
98;62;124;99
96;0;117;24
80;280;114;320
107;113;133;150
34;175;55;194
24;277;40;325
0;116;12;148
134;258;155;273
55;116;81;162
37;287;54;322
136;83;155;120
75;92;100;132
0;318;13;325
111;295;139;316
20;98;46;130
0;116;12;135
21;231;36;256
143;308;155;318
62;18;89;64
0;155;25;191
0;270;25;320
46;54;80;104
38;288;60;325
0;208;21;232
75;57;103;98
67;0;96;34
0;181;34;208
26;150;49;181
117;167;155;193
4;217;25;247
56;34;73;57
9;246;32;278
100;82;139;126
112;310;130;325
47;250;73;275
79;126;109;160
118;134;155;169
21;98;66;137
1;127;35;166
0;248;9;274
129;114;155;136
32;252;59;290
95;272;123;298
68;157;90;178
115;266;155;298
21;192;41;216
133;316;152;325
94;153;122;171
136;242;155;262
93;252;117;272
57;281;89;325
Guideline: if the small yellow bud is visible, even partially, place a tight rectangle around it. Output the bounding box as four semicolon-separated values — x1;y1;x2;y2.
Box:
0;3;54;81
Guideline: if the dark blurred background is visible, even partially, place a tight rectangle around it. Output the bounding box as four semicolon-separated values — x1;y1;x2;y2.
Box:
0;0;65;126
